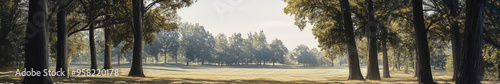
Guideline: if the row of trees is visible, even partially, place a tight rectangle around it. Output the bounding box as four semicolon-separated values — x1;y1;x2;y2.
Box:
284;0;500;83
1;0;195;83
142;22;331;66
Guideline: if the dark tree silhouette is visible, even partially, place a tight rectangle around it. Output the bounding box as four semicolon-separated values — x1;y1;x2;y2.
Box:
23;0;53;83
365;0;381;80
456;0;485;83
412;0;435;83
104;27;112;69
56;0;69;77
442;0;461;80
129;0;146;77
340;0;364;80
89;23;97;71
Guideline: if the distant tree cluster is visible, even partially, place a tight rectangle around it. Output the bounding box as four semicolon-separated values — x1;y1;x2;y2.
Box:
285;44;332;66
111;22;335;67
141;22;331;66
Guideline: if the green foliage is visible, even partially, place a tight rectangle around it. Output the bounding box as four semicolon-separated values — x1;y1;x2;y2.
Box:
177;22;214;64
0;0;27;70
270;39;288;64
283;0;346;59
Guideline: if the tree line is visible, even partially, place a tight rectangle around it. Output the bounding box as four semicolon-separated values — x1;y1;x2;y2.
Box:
284;0;499;83
0;0;499;83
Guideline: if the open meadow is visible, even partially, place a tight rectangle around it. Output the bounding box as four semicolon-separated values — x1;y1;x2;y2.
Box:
2;63;498;83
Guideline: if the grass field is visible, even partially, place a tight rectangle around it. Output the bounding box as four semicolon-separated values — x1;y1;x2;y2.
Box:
0;63;499;83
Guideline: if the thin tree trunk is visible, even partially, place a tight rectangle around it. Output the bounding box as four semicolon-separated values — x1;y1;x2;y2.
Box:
118;54;121;65
167;51;169;63
365;0;380;80
90;23;98;71
128;0;145;77
382;29;390;78
412;0;435;83
397;53;400;70
56;3;69;77
104;27;112;69
340;0;364;80
456;0;485;83
23;0;53;83
155;54;158;63
332;59;334;66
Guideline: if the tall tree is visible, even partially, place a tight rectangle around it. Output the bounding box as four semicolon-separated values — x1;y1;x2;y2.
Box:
340;0;364;80
412;0;435;83
443;0;461;80
55;0;70;77
456;0;485;83
23;0;53;83
270;39;288;66
381;28;390;78
283;0;365;80
103;26;112;69
89;23;98;71
129;0;145;77
365;0;380;80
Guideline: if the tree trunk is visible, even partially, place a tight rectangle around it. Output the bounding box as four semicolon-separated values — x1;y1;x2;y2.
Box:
23;0;53;83
155;54;158;63
332;59;334;66
118;54;121;65
202;59;205;65
447;0;461;81
340;0;364;80
167;52;169;63
382;29;390;78
104;27;112;69
365;0;381;80
90;23;98;71
128;0;145;77
456;0;485;83
56;4;69;77
412;0;435;83
397;53;400;70
273;60;275;66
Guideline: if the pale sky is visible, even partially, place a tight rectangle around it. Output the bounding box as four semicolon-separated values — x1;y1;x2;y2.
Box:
177;0;319;50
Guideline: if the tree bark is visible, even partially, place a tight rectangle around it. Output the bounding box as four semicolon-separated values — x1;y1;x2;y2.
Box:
340;0;364;80
382;28;390;78
447;0;461;81
89;23;98;71
23;0;53;83
128;0;146;77
365;0;381;80
56;4;69;77
456;0;485;83
104;27;112;69
412;0;435;83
